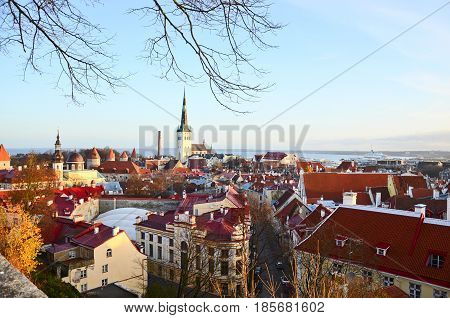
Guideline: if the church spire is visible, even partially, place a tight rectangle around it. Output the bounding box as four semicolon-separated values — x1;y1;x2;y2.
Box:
178;89;191;132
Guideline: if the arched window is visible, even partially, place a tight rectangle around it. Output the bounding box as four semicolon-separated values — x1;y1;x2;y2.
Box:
106;249;112;258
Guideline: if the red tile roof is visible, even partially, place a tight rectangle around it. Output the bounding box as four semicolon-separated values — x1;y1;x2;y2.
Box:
391;175;428;196
262;152;287;161
39;217;92;244
297;160;325;172
303;173;389;203
53;186;103;217
0;144;10;162
296;206;450;289
411;188;433;199
335;160;357;172
97;161;140;174
106;149;115;160
72;223;124;249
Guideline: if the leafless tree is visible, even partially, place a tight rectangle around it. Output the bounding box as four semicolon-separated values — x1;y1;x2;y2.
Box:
0;0;123;103
130;1;281;111
1;1;281;110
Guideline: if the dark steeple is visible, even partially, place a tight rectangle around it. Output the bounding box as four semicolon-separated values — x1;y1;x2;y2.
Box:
177;89;191;133
53;130;64;163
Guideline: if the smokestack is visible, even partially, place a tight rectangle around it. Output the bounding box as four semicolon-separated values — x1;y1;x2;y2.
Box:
343;192;357;206
157;130;162;158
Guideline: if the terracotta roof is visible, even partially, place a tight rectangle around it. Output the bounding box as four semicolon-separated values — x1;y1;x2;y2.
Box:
39;217;92;244
391;175;428;196
139;206;250;242
273;188;296;210
53;186;104;217
297;160;325;172
335;160;358;172
131;148;137;158
262;152;287;161
296;205;450;289
97;161;141;174
72;223;124;249
192;144;208;152
87;147;101;160
411;188;433;199
106;149;115;160
389;196;447;219
120;151;129;159
303;173;390;203
0;144;10;162
299;204;333;229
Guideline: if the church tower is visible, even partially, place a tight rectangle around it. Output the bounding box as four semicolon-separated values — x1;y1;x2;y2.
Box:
52;131;64;181
177;90;192;162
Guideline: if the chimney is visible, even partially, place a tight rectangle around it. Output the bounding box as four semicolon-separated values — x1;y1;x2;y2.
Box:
135;216;142;224
94;226;99;234
182;190;187;199
343;192;357;206
375;192;382;207
447;196;450;221
157;130;162;158
18;166;22;171
433;189;440;199
414;204;426;217
408;186;414;198
210;213;214;221
112;226;120;236
224;208;229;215
320;209;326;218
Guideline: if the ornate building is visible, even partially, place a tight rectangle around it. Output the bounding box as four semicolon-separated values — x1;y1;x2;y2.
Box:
177;90;192;162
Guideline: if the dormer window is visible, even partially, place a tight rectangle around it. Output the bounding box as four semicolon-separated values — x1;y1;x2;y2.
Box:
427;254;445;269
376;243;390;256
335;235;348;247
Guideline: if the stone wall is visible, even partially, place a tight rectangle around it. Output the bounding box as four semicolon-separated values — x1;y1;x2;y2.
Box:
99;197;180;214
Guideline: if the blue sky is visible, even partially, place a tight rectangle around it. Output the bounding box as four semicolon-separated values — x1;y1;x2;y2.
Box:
1;0;450;151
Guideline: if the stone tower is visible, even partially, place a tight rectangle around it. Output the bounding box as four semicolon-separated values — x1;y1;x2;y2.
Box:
177;90;192;162
52;131;64;181
87;147;101;169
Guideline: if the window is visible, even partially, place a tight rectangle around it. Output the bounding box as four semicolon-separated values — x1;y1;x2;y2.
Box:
106;249;112;258
433;289;447;298
236;248;242;257
209;259;215;274
158;236;162;244
80;269;87;279
140;232;146;240
331;262;343;274
383;276;394;287
362;270;373;281
158;265;162;276
80;283;88;292
102;264;108;273
158;246;162;260
208;247;215;257
149;244;154;258
335;236;348;247
221;249;229;258
169;238;174;247
428;254;445;269
169;249;174;263
101;278;108;287
68;250;76;259
221;283;228;297
221;261;229;276
196;255;201;270
149;234;153;241
169;269;174;281
409;283;421;298
376;248;388;256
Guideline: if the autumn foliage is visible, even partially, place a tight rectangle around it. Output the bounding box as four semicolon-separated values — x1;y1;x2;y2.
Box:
0;205;43;277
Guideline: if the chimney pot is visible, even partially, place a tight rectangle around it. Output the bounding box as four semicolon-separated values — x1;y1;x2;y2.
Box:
112;226;120;236
414;204;426;217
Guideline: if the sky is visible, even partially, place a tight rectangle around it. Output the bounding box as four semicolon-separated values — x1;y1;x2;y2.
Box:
1;0;450;152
